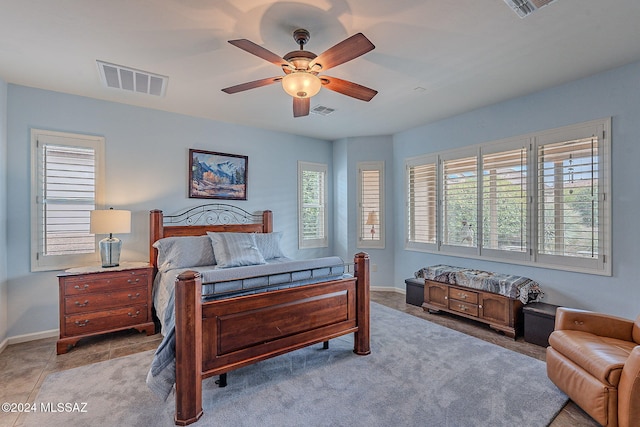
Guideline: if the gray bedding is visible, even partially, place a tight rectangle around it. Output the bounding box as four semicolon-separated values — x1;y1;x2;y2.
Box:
147;256;348;399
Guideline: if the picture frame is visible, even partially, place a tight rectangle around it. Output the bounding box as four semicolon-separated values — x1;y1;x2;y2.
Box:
189;149;248;200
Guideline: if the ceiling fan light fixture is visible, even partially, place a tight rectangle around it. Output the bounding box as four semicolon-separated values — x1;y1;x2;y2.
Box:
282;72;321;99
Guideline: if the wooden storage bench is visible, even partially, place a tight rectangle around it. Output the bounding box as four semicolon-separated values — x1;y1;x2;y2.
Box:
422;279;524;339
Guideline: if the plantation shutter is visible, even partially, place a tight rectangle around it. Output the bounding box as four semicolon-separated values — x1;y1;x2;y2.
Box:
38;144;96;256
442;155;477;248
407;162;437;245
360;170;380;239
537;136;599;258
482;146;528;253
298;161;328;248
358;162;384;249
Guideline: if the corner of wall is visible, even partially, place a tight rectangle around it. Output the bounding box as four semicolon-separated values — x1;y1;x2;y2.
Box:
0;78;8;349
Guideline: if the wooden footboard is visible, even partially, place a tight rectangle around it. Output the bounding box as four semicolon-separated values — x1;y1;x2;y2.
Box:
173;253;370;425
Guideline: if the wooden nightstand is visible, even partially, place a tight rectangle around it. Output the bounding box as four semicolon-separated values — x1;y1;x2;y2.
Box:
57;262;156;354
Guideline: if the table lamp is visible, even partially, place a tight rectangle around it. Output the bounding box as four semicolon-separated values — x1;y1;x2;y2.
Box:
90;208;131;267
365;210;378;240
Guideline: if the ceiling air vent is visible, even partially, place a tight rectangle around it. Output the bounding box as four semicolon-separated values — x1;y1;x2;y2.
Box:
503;0;557;18
97;60;168;97
311;105;336;116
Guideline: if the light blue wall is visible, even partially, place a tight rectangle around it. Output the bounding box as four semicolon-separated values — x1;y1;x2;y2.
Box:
333;136;394;287
393;60;640;319
5;58;640;340
333;138;349;260
6;85;333;338
0;77;8;346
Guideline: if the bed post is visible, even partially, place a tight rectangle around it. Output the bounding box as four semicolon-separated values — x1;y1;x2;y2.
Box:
174;271;203;426
353;252;371;356
150;209;164;268
262;210;273;233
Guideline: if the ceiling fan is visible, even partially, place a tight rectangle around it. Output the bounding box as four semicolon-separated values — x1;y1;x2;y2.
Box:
221;29;378;118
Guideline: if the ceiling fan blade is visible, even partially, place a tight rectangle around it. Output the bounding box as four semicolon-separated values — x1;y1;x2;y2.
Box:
293;97;310;117
221;77;282;94
228;39;293;69
321;76;378;101
309;33;374;71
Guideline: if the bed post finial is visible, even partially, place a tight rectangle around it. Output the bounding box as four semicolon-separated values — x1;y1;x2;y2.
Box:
354;252;371;356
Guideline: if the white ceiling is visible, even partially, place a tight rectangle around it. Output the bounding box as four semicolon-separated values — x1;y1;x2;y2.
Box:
1;0;640;141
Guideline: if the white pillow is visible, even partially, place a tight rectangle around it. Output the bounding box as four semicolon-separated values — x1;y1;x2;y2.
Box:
207;232;266;268
153;235;216;272
254;232;285;260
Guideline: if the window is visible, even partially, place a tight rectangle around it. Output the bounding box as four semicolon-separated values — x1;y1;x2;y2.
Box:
31;129;105;271
535;122;608;272
357;162;384;249
406;155;437;251
404;118;611;275
298;161;328;248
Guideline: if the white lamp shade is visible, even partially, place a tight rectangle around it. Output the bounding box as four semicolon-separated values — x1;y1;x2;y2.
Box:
365;211;379;225
90;209;131;235
282;72;322;98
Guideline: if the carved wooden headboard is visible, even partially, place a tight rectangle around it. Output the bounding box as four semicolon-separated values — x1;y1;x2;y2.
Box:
149;204;273;268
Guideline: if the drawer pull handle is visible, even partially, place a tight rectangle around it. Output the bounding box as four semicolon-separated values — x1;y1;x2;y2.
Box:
127;278;140;284
128;310;141;318
128;293;141;300
74;284;90;290
574;320;584;326
74;300;89;307
74;320;90;327
457;293;467;299
458;305;468;311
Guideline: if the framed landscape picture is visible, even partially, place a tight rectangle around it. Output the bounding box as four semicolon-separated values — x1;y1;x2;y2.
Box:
189;149;248;200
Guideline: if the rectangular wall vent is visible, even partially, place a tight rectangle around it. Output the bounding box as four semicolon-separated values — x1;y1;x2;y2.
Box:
503;0;557;18
311;105;336;116
97;60;168;96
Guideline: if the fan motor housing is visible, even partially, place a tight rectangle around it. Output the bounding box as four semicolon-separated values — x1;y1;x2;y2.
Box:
283;50;318;73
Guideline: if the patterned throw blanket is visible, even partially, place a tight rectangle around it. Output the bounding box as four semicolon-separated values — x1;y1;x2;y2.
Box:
415;265;543;304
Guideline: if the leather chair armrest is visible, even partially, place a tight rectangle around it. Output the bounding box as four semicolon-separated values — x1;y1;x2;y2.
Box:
618;346;640;427
554;308;634;341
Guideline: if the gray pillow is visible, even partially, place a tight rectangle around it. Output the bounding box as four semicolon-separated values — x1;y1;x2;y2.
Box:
153;235;216;272
207;232;266;268
254;232;285;260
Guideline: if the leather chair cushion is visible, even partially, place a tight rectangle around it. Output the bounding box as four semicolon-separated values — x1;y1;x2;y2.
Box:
549;330;636;386
547;347;617;427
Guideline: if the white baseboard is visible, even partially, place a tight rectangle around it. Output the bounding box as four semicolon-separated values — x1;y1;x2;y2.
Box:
6;329;58;346
0;337;8;354
371;286;405;294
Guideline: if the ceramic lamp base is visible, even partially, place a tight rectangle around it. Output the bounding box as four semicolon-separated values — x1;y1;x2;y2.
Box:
99;236;122;267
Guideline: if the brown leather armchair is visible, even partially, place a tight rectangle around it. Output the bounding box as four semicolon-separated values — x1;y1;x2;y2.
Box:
547;308;640;427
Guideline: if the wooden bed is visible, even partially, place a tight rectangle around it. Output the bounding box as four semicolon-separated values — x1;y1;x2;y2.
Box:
149;205;371;425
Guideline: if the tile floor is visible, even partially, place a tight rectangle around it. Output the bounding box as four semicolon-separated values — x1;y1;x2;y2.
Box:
0;291;598;427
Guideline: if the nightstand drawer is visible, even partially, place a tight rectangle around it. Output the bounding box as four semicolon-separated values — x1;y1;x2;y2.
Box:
63;270;149;295
64;286;148;314
64;305;149;335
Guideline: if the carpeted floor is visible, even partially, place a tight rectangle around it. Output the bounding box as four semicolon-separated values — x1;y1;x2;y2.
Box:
24;302;567;427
